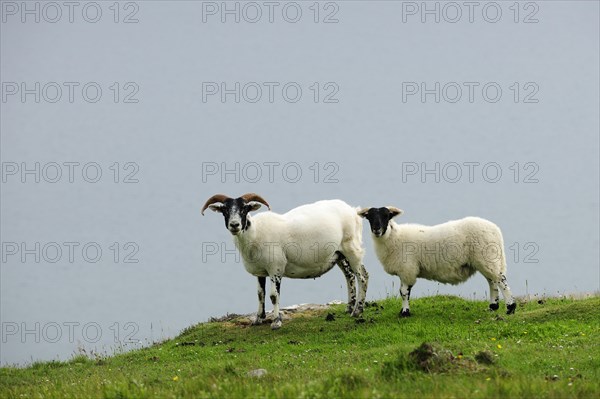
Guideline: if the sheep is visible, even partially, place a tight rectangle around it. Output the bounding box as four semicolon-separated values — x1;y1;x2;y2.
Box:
358;207;516;316
202;193;369;329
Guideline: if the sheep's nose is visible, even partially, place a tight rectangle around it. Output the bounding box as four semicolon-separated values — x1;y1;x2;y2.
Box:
230;222;240;229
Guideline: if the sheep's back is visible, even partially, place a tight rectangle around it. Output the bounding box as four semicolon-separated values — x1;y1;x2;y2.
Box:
250;200;359;265
390;217;505;281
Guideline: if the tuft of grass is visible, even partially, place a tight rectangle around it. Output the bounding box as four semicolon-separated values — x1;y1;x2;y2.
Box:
1;295;599;398
382;341;488;377
475;350;496;365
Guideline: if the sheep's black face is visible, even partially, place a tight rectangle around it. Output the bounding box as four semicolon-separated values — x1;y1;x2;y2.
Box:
204;194;268;235
359;207;403;237
216;198;254;235
363;208;393;237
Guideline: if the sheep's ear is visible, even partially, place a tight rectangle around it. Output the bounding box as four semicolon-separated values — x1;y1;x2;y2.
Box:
357;208;370;218
246;201;263;212
387;207;403;218
208;204;225;213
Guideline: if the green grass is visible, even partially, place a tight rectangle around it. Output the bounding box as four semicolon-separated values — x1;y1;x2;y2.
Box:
1;295;599;398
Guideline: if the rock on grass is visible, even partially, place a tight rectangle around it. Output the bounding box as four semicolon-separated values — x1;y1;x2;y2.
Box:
247;369;267;378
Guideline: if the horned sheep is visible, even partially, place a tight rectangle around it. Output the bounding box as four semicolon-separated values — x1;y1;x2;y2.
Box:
202;193;369;329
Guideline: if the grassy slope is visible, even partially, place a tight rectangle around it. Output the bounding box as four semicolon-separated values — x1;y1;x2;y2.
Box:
1;295;599;398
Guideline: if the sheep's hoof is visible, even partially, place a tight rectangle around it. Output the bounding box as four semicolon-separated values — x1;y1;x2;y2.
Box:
489;303;499;311
350;306;363;318
270;319;282;330
400;309;411;318
251;317;264;326
506;303;517;315
346;304;355;314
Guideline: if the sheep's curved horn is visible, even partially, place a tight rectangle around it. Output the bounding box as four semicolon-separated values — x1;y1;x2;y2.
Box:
201;194;230;215
240;193;271;210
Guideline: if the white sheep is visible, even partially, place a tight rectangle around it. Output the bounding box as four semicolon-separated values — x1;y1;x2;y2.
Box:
358;207;516;316
202;193;369;329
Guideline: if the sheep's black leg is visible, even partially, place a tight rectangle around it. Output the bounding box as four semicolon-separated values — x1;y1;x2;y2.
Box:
336;254;356;314
341;251;368;318
487;278;500;311
252;277;266;325
399;281;413;317
270;276;283;330
352;264;369;317
497;274;516;314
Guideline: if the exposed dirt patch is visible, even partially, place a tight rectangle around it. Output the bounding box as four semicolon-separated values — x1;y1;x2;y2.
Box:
475;350;495;365
383;342;490;376
214;303;340;327
209;313;244;323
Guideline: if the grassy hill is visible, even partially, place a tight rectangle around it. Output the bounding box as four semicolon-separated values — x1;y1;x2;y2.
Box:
1;295;599;398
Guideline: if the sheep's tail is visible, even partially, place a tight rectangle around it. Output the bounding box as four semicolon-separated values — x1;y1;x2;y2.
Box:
497;228;508;274
353;207;364;246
